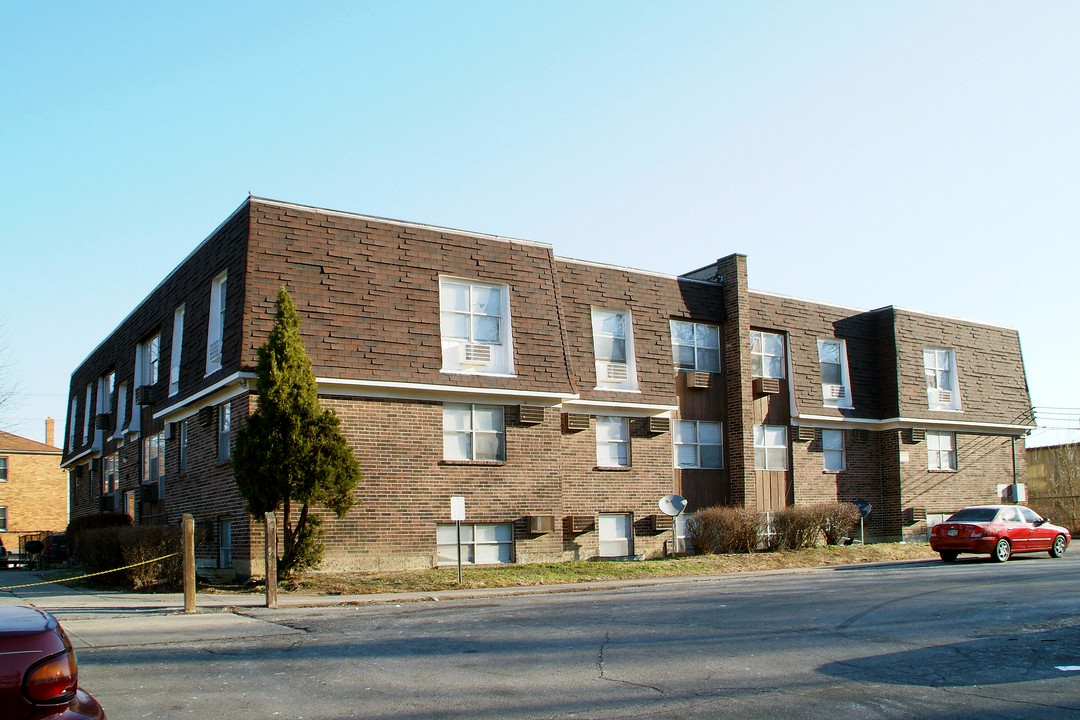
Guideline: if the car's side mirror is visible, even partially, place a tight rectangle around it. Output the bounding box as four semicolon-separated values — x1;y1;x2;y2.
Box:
1034;519;1047;526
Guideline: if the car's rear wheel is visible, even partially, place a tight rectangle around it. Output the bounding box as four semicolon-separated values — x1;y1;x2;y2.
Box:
992;538;1011;562
939;551;958;562
1049;534;1068;558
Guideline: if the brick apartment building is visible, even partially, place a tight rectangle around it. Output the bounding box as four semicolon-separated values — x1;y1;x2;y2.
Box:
61;197;1034;578
1;420;68;549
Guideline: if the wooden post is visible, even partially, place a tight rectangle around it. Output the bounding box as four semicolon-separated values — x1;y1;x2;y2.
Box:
182;513;196;614
264;511;278;609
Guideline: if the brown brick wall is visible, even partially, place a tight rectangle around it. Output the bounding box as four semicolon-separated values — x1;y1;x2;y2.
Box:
899;432;1025;540
280;399;676;571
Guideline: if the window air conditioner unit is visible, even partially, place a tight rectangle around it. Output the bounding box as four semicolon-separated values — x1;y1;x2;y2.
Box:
853;429;870;443
95;413;112;430
142;483;161;503
208;339;223;367
930;389;952;406
906;428;926;444
686;371;711;389
795;426;815;443
647;417;671;434
603;362;629;382
753;377;781;396
824;384;846;400
562;413;590;432
518;405;545;425
650;514;673;533
461;343;492;366
566;515;594;534
527;515;555;534
135;385;156;406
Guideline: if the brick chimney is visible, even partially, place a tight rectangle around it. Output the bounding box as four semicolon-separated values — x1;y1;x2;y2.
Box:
45;417;55;447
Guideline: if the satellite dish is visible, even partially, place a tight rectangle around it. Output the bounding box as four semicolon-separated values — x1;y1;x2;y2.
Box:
658;494;687;517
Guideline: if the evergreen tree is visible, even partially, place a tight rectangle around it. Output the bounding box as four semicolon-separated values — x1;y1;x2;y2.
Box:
233;287;362;577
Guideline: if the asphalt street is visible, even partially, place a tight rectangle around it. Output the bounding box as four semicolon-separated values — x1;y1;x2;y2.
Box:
9;553;1074;720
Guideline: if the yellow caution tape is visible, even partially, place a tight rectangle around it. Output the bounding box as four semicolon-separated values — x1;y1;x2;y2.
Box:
0;553;181;592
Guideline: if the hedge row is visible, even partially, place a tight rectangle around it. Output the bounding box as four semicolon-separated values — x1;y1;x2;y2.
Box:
687;502;862;554
68;514;182;590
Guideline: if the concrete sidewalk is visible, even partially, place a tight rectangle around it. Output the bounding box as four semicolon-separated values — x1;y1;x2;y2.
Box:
0;569;306;648
0;565;752;648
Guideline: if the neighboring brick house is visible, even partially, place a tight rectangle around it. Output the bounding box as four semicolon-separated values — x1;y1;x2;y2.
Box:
61;197;1034;578
1;420;68;549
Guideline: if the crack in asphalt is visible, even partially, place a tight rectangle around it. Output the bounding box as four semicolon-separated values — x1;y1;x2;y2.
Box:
595;630;665;696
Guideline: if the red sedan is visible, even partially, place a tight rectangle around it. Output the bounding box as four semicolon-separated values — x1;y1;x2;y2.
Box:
930;505;1071;563
0;606;106;719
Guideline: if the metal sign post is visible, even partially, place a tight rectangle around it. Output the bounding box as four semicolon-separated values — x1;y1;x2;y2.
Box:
854;500;872;545
451;496;466;585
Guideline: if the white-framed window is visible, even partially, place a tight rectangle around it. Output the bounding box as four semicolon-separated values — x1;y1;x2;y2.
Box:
439;277;513;374
140;334;161;387
179;420;189;473
923;348;961;411
169;304;185;396
674;420;723;469
0;456;7;482
750;331;786;379
670;320;720;372
443;404;505;462
218;403;231;461
596;416;630;468
592;308;637;389
101;372;115;414
437;523;514;565
598;513;633;557
142;431;165;487
82;384;92;444
114;383;128;438
206;271;227;376
822;429;845;472
927;431;957;471
753;424;788;471
817;339;853;408
67;399;77;450
103;452;118;494
0;506;7;532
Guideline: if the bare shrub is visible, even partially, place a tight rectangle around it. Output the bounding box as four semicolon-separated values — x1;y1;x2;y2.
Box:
120;525;182;591
771;505;821;550
811;502;862;545
687;506;761;554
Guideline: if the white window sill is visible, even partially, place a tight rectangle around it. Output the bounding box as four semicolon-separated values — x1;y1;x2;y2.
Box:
440;369;518;378
592;386;642;394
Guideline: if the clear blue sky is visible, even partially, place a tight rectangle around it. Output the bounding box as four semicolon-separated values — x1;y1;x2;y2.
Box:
2;1;1077;446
